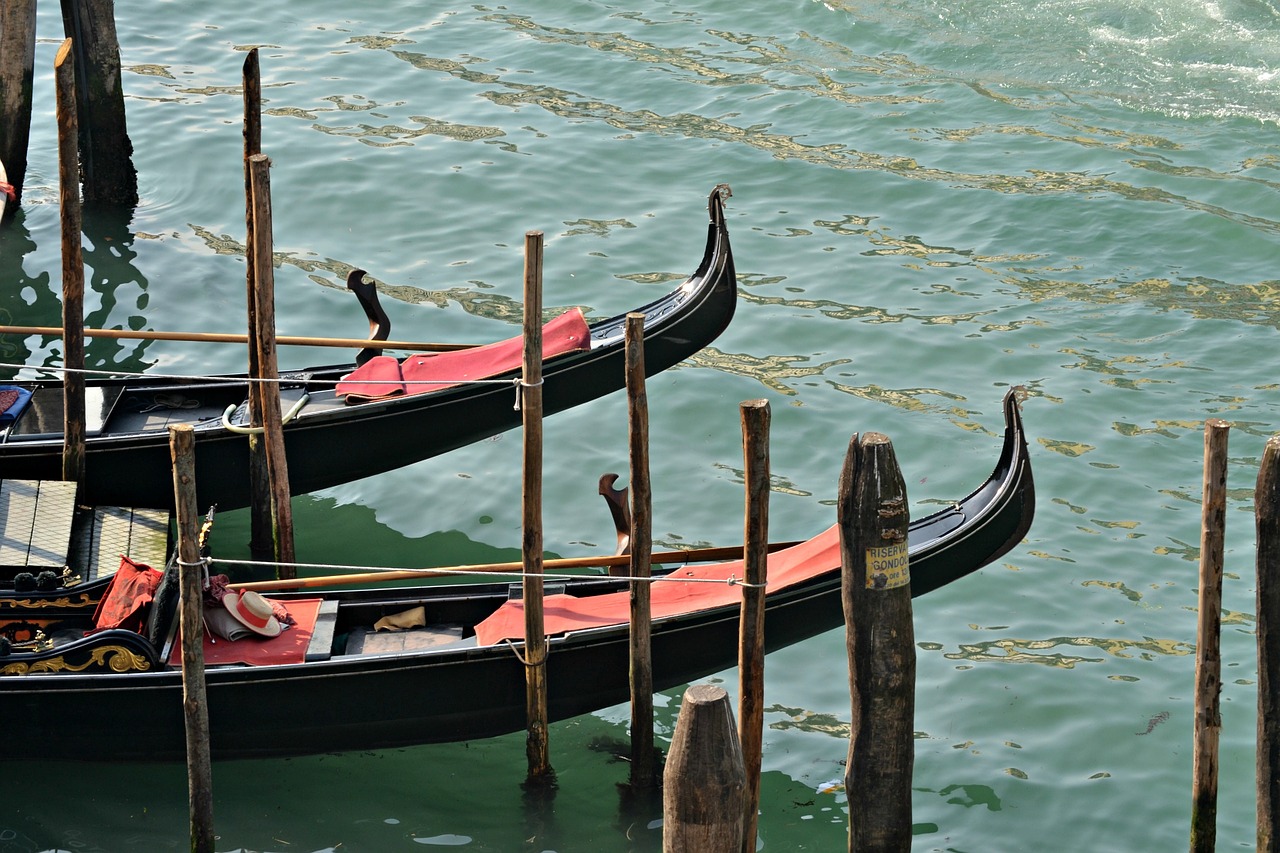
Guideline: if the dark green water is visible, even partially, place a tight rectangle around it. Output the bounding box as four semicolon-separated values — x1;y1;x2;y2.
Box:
3;0;1279;849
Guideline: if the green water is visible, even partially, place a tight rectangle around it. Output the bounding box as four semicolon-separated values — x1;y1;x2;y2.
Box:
3;0;1279;850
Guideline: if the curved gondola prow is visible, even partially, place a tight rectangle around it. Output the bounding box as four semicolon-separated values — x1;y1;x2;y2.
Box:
692;184;734;283
907;387;1036;597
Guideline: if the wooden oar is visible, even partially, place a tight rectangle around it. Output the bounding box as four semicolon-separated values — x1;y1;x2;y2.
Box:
228;539;807;593
0;324;473;353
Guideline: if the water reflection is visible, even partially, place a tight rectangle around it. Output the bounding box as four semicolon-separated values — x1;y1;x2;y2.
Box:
0;211;58;379
0;205;156;375
189;223;592;324
944;634;1195;668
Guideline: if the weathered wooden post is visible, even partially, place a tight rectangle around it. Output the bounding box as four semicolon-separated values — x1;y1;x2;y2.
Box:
663;684;746;852
1192;418;1230;853
247;153;296;573
55;39;86;488
170;424;214;853
839;431;914;853
1257;434;1280;852
739;398;770;853
58;0;137;206
0;0;37;213
522;229;551;780
242;47;272;561
625;312;657;788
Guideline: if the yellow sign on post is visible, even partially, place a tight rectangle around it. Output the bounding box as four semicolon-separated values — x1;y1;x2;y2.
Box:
865;541;909;589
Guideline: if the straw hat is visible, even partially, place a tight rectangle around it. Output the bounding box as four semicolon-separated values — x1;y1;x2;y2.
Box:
222;590;282;638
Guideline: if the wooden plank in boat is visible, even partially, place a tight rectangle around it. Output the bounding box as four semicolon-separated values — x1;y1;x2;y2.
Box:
27;480;78;568
68;506;172;583
304;600;340;662
0;479;76;571
345;624;467;655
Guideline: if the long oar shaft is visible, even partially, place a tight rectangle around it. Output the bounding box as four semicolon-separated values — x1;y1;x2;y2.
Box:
0;324;472;353
229;540;805;593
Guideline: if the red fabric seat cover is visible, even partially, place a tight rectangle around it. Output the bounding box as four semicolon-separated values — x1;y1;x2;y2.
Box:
473;525;843;647
90;556;164;633
336;308;591;403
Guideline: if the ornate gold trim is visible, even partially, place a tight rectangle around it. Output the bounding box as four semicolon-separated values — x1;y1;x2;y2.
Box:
0;593;96;611
1;645;153;676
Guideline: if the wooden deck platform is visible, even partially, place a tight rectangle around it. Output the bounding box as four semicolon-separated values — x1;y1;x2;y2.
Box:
0;479;171;586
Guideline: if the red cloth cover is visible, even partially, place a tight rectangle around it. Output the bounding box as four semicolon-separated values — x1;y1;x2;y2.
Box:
336;308;592;403
473;526;844;647
168;598;323;668
90;556;164;633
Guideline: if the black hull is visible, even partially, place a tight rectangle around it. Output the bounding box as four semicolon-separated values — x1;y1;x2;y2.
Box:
1;391;1033;762
0;188;737;511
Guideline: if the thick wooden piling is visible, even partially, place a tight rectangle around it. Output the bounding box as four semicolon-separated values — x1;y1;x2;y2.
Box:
58;0;137;206
663;684;746;852
1257;435;1280;852
54;39;86;488
242;47;272;562
839;431;915;853
522;230;551;780
0;0;37;213
170;424;214;853
738;398;770;853
247;153;296;572
1192;418;1230;853
625;312;657;788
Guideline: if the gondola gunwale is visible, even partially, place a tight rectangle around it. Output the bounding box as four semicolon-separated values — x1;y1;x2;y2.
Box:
1;390;1033;762
0;186;737;511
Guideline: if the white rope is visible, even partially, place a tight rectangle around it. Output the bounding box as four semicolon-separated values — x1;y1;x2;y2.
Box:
0;360;527;388
211;556;768;588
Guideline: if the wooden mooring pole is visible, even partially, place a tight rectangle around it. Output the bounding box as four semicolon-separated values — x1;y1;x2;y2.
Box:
58;0;137;206
522;230;551;780
1257;435;1280;852
663;684;746;852
242;47;272;562
247;153;296;574
739;398;770;853
170;424;214;853
1191;418;1229;853
55;39;86;488
840;431;914;853
625;312;657;788
0;0;37;214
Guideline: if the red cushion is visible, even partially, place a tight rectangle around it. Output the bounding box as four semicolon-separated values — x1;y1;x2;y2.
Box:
90;556;164;633
337;308;591;403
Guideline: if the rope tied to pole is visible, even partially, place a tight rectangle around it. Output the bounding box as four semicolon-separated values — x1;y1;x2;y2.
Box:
513;375;544;411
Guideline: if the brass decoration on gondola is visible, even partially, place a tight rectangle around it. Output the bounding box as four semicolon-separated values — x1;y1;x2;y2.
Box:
0;645;154;676
0;592;97;611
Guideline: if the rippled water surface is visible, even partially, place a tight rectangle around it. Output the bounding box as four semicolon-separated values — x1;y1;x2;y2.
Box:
3;0;1280;850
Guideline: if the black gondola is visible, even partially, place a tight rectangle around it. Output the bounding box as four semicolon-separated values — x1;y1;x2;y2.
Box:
0;186;737;511
0;390;1033;762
